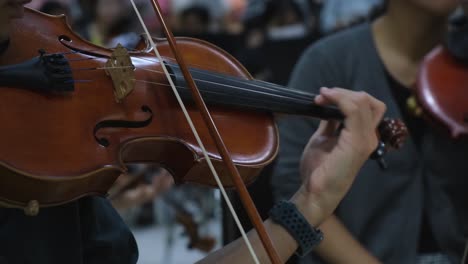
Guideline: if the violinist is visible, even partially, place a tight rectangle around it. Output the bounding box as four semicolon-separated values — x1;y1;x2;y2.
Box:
272;0;467;263
0;1;390;264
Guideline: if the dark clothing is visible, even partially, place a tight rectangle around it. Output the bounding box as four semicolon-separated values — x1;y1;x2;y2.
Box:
385;74;425;149
271;23;468;263
447;13;468;63
0;197;138;264
385;73;438;253
0;40;9;55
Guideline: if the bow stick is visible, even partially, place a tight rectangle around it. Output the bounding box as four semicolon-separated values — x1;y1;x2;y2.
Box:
128;0;282;263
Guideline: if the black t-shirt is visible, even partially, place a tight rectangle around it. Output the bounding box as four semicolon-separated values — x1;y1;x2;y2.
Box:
272;23;466;263
385;73;425;149
0;197;138;264
386;73;441;254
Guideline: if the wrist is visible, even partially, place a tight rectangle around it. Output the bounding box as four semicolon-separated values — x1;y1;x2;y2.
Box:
269;200;324;257
290;186;325;227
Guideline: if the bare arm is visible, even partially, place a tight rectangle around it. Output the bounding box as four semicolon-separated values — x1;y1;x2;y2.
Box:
198;88;387;264
199;193;321;264
314;215;381;264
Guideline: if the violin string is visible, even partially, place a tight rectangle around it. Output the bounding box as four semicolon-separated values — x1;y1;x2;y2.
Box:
124;53;291;93
72;65;315;108
131;79;312;108
54;41;278;94
61;44;290;93
64;80;93;84
136;66;315;101
72;67;101;71
74;77;308;112
72;65;315;104
68;57;101;62
132;51;289;91
63;46;293;97
128;1;260;263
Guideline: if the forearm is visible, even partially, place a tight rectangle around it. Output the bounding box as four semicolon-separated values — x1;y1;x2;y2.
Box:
199;88;387;263
198;219;297;264
198;193;322;264
314;215;381;264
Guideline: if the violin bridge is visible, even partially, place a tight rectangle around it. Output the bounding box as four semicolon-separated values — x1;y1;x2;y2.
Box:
105;44;136;103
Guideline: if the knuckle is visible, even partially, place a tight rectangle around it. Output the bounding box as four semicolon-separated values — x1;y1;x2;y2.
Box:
347;104;359;114
355;91;371;104
357;91;369;98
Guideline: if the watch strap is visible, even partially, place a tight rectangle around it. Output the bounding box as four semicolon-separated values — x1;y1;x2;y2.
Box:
269;200;323;257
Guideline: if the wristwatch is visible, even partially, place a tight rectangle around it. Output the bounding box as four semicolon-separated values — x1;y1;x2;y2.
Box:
269;200;324;257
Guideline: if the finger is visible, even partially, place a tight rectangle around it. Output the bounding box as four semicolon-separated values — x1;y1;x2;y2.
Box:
316;119;341;137
314;87;334;106
314;88;344;136
369;97;386;127
323;88;385;130
318;88;371;134
352;91;386;129
321;88;385;156
317;88;385;128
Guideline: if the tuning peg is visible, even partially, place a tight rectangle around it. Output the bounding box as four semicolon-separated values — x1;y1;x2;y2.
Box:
370;141;388;170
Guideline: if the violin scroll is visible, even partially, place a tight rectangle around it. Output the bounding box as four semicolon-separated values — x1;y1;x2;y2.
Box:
378;118;408;150
371;118;408;169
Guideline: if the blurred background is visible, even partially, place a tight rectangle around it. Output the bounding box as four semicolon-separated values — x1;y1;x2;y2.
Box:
25;0;385;263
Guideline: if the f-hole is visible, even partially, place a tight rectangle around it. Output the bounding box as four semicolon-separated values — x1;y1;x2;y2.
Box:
59;34;109;59
94;106;153;147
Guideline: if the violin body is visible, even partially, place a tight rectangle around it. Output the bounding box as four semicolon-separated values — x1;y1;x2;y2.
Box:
417;45;468;138
0;8;277;210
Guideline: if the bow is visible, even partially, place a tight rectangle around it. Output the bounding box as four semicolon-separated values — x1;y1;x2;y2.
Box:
129;0;282;263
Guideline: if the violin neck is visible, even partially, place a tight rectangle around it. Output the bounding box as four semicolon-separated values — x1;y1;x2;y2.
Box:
166;62;343;120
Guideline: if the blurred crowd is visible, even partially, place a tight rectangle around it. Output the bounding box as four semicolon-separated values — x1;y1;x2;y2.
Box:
27;0;385;85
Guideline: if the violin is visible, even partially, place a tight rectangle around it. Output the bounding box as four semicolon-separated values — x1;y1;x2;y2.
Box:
417;45;468;138
416;7;468;139
0;5;407;263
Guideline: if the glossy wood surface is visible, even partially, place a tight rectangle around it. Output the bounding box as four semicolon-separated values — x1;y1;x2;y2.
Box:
418;46;468;138
0;9;277;209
